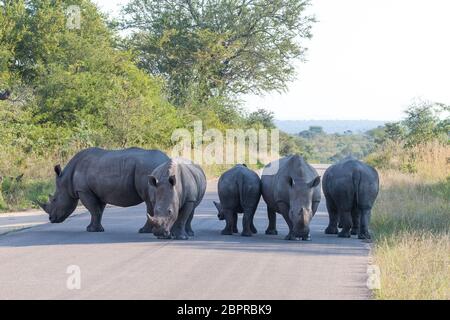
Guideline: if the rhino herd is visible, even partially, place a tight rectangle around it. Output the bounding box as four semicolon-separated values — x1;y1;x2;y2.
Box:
39;147;379;241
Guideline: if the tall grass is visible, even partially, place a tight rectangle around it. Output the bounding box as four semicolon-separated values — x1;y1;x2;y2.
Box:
370;142;450;299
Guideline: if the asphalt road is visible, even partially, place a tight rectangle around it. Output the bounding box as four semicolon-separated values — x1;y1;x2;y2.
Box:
0;169;371;300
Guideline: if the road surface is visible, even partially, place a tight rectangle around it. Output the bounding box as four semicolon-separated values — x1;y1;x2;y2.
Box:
0;167;371;300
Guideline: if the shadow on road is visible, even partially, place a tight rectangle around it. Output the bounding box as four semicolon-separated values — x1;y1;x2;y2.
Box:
0;208;369;260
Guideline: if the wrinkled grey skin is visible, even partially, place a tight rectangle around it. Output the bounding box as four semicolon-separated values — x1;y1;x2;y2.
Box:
147;158;206;240
38;147;169;232
261;155;321;241
214;164;261;237
323;157;379;239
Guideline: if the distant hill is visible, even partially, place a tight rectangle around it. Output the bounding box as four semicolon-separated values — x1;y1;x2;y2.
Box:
275;120;388;134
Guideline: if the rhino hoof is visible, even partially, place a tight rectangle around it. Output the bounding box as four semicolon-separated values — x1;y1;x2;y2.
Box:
86;224;104;232
174;234;189;240
251;226;258;234
186;230;195;237
358;232;371;240
338;231;351;238
351;229;359;236
265;229;278;235
232;228;239;233
221;229;233;235
241;231;252;237
325;226;338;234
285;234;301;241
302;235;311;241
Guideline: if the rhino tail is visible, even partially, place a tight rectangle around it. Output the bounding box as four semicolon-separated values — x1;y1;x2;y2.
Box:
238;172;245;207
352;170;361;209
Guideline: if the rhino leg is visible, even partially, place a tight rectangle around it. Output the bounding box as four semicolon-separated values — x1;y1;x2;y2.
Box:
250;210;257;234
325;199;339;235
338;211;352;238
241;209;254;237
281;212;301;241
232;212;239;233
221;209;234;235
358;209;372;240
171;202;195;240
265;207;278;235
79;192;105;232
185;207;195;236
351;207;360;236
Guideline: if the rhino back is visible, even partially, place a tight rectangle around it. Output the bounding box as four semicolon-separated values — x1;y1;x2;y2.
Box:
218;165;261;212
152;159;207;208
178;162;207;206
323;158;379;210
73;148;168;207
262;155;320;207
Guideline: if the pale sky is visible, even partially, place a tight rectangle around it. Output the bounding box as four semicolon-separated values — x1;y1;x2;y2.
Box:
95;0;450;121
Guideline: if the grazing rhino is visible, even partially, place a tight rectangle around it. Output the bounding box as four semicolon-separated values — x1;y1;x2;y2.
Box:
146;158;206;240
214;164;261;237
38;147;169;232
323;157;379;239
261;155;321;241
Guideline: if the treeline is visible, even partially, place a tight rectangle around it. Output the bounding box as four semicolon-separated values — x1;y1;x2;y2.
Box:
279;100;449;166
365;100;449;175
280;126;376;163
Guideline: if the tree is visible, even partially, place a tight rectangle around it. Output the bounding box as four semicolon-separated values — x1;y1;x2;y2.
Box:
247;108;275;129
121;0;314;106
309;126;324;135
384;122;405;142
298;126;324;138
403;100;448;147
0;0;27;89
0;0;182;155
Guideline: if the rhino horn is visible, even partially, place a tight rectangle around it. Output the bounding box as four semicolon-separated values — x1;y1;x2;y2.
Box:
37;201;50;214
146;214;160;227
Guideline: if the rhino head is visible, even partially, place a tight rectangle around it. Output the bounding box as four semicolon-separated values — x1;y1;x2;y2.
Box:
287;175;320;239
147;174;180;238
38;164;78;223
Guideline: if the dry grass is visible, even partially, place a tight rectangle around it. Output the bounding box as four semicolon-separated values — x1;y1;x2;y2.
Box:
374;232;449;300
371;143;450;299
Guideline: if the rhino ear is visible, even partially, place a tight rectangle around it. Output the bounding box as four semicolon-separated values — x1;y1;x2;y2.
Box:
54;164;62;177
308;176;321;188
148;175;158;187
168;175;176;186
213;201;221;211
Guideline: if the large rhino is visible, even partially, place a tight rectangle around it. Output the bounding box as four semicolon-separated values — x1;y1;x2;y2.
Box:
323;157;379;239
38;147;169;232
213;164;261;237
146;158;206;240
261;155;321;241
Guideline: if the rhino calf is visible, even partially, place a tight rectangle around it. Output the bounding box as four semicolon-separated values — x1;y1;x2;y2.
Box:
38;147;169;232
147;158;206;240
214;164;261;237
261;155;321;241
323;157;379;239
